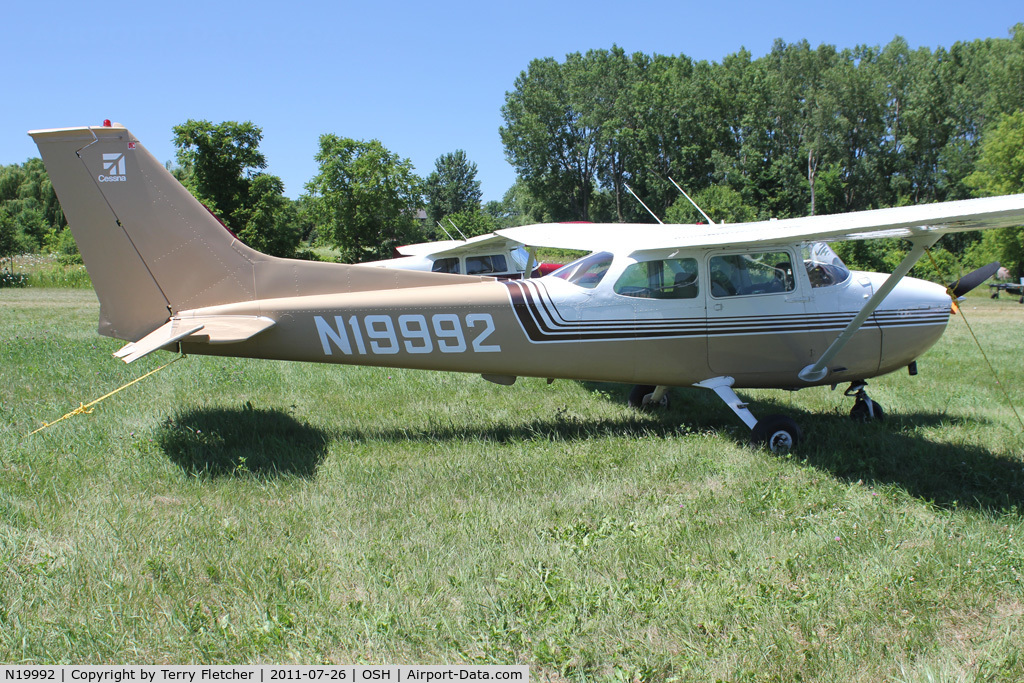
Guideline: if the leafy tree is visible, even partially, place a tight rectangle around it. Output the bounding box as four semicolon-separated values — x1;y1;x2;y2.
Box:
172;119;267;225
442;209;497;239
172;120;299;257
425;150;482;225
0;159;66;250
984;24;1024;122
306;135;425;262
664;185;755;224
288;195;319;243
501;51;609;221
235;174;300;258
43;226;82;265
965;110;1024;277
0;206;17;265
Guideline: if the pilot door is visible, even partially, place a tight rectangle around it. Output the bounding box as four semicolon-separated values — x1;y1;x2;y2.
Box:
606;256;709;380
705;248;820;377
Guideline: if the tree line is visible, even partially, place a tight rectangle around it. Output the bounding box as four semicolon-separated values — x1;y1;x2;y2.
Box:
2;24;1023;277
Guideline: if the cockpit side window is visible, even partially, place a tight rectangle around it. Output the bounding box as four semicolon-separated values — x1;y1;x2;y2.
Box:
709;251;795;297
550;251;613;289
614;258;699;299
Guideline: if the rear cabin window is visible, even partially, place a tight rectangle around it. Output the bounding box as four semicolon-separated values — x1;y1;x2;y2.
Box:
709;251;795;297
466;254;508;275
431;257;460;274
614;258;699;299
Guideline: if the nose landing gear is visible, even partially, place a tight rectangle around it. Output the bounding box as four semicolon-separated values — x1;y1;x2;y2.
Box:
846;381;885;422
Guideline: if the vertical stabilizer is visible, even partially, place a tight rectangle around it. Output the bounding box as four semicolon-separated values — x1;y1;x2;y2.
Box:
30;124;257;340
31;123;488;343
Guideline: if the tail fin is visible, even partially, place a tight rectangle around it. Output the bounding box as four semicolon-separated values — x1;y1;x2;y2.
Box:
30;123;482;342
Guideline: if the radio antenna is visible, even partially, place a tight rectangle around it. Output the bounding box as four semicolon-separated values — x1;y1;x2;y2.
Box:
447;218;468;240
436;221;454;240
623;183;663;224
669;177;716;224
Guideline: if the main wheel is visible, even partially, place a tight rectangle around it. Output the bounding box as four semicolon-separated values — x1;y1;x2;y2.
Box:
850;398;885;422
751;415;802;454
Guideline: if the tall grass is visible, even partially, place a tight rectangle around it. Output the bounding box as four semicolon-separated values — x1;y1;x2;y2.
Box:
5;253;93;288
1;287;1022;680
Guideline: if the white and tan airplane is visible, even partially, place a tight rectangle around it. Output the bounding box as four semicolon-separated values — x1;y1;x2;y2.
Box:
28;122;1024;452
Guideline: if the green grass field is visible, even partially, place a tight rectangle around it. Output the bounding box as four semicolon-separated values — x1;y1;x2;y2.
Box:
2;287;1023;681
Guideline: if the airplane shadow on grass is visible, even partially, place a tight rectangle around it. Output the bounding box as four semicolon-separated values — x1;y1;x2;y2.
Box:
153;390;1022;511
589;382;1024;514
155;403;329;478
329;383;1023;514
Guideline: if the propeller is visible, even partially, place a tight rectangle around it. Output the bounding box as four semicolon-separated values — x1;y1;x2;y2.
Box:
948;261;1001;298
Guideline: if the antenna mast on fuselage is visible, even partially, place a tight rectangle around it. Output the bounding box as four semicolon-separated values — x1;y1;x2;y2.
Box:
668;177;716;225
447;219;468;241
623;183;663;224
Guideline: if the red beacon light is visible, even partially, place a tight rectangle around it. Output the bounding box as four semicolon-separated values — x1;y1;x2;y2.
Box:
102;119;112;127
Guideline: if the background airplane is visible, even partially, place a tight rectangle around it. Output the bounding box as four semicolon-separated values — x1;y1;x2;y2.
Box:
28;122;1024;452
359;233;561;279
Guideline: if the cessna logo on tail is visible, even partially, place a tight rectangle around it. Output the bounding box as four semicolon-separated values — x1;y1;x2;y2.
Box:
98;153;127;182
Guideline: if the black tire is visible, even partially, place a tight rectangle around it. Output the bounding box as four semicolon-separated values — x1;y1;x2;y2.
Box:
627;385;657;409
751;415;802;454
850;398;885;422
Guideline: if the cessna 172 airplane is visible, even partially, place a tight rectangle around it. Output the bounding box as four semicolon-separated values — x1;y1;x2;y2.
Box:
28;122;1024;452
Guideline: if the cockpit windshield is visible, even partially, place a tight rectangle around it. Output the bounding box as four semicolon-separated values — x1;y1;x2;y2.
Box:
802;242;850;288
550;251;613;289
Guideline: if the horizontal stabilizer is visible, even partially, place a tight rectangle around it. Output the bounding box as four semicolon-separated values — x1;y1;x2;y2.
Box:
114;315;276;363
114;321;205;363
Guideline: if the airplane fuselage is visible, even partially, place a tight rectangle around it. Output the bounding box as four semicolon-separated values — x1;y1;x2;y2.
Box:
177;246;951;390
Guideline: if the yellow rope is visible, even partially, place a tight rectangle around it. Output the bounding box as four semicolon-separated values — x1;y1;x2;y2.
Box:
925;248;1024;435
27;355;185;437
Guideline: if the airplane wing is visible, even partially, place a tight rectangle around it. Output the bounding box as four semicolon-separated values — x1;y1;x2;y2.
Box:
396;233;520;258
113;315;276;363
496;194;1024;254
395;239;466;257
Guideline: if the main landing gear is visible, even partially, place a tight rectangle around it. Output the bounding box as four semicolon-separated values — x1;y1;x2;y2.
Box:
693;377;802;454
691;377;883;454
628;384;670;410
629;377;886;454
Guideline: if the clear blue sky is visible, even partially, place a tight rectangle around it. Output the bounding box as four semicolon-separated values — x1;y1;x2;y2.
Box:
2;0;1020;202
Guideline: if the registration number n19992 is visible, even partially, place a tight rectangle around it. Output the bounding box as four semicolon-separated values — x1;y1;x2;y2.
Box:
314;313;501;356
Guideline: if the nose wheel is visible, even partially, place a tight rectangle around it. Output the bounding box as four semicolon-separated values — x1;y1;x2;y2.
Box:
846;381;885;422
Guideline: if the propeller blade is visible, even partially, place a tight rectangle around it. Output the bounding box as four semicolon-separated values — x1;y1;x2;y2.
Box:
948;261;1001;298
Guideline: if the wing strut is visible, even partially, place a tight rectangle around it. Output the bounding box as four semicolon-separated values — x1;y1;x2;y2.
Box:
798;234;942;383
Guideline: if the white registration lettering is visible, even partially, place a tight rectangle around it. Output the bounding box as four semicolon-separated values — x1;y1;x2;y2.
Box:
315;315;352;356
365;315;399;354
313;313;501;356
398;314;433;354
432;313;466;353
467;313;501;352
